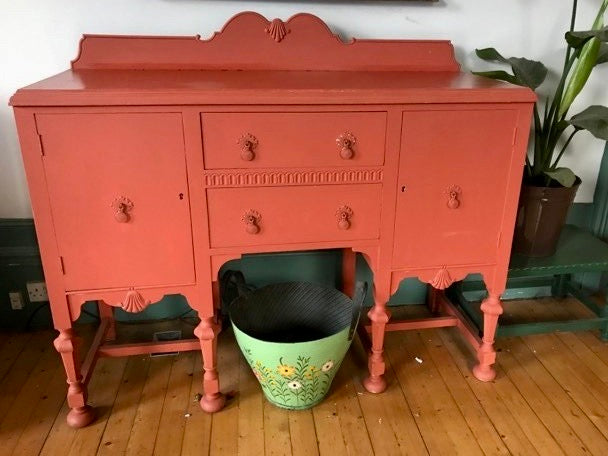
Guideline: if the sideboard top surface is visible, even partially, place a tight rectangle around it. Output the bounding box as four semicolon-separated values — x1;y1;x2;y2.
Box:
10;11;535;106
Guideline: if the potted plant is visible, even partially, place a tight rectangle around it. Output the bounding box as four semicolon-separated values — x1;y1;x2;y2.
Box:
473;0;608;256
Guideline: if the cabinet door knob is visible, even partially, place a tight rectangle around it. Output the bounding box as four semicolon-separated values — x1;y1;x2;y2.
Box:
336;132;356;160
447;186;461;209
111;197;133;223
242;210;261;234
336;205;353;230
238;133;258;161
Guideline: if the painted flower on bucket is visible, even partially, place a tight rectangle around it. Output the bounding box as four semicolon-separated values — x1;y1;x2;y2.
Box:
277;363;295;377
287;380;302;390
321;360;334;372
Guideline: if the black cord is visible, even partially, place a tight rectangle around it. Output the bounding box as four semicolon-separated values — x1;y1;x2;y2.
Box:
24;301;50;331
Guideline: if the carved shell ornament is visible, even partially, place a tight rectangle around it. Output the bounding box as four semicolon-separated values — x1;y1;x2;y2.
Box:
265;19;290;43
121;289;151;313
429;267;454;290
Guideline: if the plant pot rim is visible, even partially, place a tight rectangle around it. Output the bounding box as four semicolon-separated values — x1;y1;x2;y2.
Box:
522;175;582;189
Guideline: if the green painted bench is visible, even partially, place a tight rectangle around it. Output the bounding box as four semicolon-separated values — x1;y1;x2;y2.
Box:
451;225;608;339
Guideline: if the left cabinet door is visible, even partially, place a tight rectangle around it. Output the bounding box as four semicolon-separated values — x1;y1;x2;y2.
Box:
36;113;195;291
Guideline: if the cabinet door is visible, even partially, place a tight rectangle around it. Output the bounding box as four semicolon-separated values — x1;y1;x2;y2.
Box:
393;108;518;269
37;113;194;291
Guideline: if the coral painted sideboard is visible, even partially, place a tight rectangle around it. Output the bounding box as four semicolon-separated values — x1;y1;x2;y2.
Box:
10;12;534;427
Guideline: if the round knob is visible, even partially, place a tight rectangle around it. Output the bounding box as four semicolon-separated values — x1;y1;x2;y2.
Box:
340;145;354;160
241;142;255;161
245;219;260;234
447;191;460;209
338;217;351;230
115;209;129;223
336;133;356;160
336;205;353;230
112;198;133;223
238;134;258;162
242;211;261;234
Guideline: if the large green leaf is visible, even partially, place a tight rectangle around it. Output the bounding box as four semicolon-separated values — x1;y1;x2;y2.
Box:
474;48;547;90
568;105;608;140
471;70;520;85
475;47;508;63
565;26;608;48
544;167;577;187
559;37;601;116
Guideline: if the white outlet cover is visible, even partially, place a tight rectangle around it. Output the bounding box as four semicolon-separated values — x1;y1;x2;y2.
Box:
9;292;24;310
26;282;48;302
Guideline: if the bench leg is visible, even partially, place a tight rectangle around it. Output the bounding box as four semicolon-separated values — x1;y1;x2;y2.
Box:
551;274;571;299
602;294;608;341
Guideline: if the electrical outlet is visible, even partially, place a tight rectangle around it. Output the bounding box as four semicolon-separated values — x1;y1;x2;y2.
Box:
9;292;24;310
26;281;48;302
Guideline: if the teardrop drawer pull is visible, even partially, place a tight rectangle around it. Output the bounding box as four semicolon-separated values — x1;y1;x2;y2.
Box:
238;133;258;161
336;205;353;230
111;197;133;223
447;186;461;209
242;210;261;234
336;132;356;160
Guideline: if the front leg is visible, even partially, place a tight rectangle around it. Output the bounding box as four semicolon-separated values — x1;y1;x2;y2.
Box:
362;288;391;393
195;317;226;412
195;280;226;413
472;294;503;382
54;328;95;427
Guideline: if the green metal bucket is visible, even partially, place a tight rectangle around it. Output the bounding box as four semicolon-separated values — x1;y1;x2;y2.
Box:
229;281;367;410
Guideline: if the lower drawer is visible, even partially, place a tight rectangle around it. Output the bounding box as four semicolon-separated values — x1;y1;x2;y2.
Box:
207;184;382;248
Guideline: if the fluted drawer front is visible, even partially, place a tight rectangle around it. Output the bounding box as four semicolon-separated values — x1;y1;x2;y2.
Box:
207;184;382;248
201;112;386;169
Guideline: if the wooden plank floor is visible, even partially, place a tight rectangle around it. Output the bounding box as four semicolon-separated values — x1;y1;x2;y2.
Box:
1;297;608;455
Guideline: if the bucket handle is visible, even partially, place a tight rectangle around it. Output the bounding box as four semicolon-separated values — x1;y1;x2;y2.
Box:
348;282;368;341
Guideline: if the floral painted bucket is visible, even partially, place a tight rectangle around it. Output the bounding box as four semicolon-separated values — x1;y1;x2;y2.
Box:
229;281;367;410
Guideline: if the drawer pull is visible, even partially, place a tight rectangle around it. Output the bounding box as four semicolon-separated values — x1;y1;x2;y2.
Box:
447;186;461;209
111;196;133;223
242;210;261;234
238;133;258;161
336;132;356;160
336;205;353;230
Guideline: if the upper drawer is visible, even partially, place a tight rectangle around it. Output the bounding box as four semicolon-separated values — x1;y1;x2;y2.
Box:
201;112;387;169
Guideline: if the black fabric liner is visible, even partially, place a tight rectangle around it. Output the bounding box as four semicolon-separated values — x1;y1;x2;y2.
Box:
229;282;354;343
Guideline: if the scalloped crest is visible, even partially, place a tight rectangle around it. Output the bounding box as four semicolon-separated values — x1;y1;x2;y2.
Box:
121;289;150;313
429;267;453;290
265;19;289;42
70;11;459;72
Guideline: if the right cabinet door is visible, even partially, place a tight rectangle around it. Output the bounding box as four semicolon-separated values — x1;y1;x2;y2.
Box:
393;107;519;269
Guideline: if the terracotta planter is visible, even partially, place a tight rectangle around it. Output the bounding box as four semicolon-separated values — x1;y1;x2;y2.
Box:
512;178;580;257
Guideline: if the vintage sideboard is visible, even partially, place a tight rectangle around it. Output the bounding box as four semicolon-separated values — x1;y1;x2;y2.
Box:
10;12;534;427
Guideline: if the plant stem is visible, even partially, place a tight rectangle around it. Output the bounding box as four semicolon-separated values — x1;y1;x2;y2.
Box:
551;129;578;169
564;0;578;64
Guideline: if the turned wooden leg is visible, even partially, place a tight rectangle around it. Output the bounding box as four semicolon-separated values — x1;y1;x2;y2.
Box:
472;294;503;382
342;248;356;298
194;317;226;412
54;329;95;427
362;294;391;393
551;274;570;299
97;301;116;341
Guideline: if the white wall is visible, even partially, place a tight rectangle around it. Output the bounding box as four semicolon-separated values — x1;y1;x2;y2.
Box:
1;0;606;217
